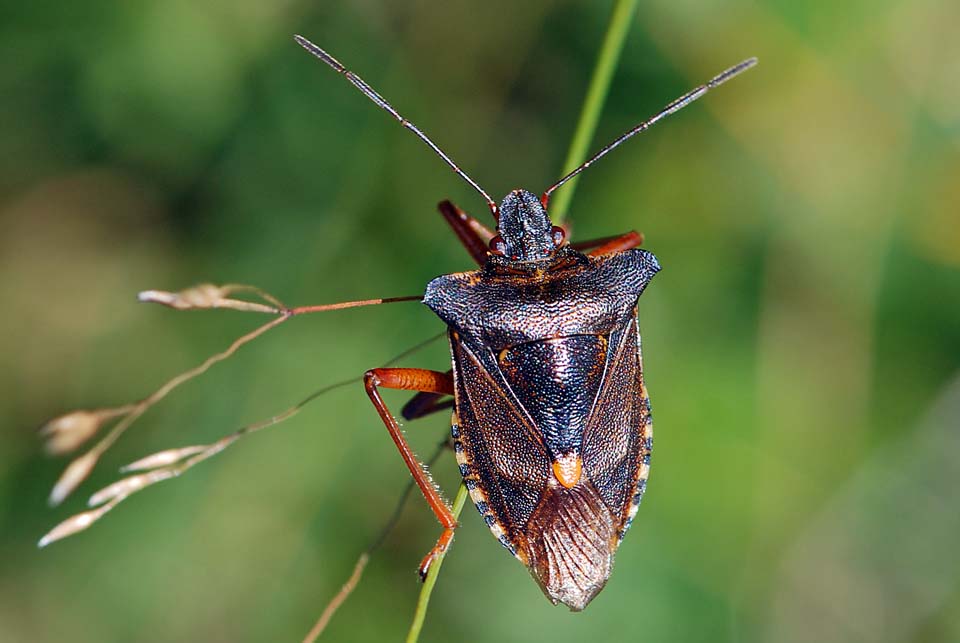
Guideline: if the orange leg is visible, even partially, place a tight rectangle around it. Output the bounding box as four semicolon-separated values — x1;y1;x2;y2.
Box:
438;200;495;266
401;369;454;421
364;367;457;578
571;230;644;256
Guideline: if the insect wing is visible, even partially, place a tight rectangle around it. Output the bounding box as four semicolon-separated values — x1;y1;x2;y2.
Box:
580;309;653;542
449;334;552;558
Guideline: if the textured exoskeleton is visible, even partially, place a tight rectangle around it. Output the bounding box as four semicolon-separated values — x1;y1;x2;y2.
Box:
425;190;659;609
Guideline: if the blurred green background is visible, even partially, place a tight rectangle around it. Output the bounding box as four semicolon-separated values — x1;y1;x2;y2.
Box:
2;1;959;641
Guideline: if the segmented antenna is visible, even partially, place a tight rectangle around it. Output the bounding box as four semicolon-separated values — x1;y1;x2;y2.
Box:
542;57;758;208
294;35;498;216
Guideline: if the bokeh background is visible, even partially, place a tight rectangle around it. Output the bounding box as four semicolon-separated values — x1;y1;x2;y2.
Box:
2;1;959;641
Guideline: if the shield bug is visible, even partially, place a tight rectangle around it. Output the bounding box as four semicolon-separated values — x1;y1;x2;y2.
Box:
39;34;756;614
293;36;756;609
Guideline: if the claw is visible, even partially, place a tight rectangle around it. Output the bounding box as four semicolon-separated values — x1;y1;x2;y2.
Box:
417;549;440;581
416;528;456;581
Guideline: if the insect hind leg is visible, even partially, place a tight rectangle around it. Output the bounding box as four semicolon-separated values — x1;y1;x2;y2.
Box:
401;369;455;420
363;367;457;578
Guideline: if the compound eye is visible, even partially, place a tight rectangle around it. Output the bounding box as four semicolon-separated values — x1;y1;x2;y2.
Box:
489;235;507;256
551;226;566;246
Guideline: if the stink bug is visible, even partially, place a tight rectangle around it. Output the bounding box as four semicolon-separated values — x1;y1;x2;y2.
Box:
39;34;757;616
293;36;756;609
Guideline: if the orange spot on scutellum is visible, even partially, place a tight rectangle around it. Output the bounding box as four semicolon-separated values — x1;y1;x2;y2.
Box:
552;454;582;489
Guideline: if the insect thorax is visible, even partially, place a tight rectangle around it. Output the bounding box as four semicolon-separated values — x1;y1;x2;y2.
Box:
423;246;660;349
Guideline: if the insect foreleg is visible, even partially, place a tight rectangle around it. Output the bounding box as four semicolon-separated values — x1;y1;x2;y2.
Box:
570;230;644;256
363;367;458;579
437;200;495;266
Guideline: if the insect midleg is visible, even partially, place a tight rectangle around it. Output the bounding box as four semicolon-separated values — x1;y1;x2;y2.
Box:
437;200;495;266
571;230;644;256
363;367;458;578
401;371;454;421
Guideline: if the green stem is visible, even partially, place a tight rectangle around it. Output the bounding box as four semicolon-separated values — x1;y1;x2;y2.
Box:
403;4;636;640
548;0;639;225
405;483;469;643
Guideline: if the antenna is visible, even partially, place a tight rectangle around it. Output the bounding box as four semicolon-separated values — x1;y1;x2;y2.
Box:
542;57;758;208
294;35;498;216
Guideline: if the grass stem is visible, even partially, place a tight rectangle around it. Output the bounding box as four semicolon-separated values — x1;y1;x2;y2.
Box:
405;484;469;643
549;0;638;225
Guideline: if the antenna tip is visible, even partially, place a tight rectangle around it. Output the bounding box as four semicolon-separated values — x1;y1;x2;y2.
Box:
736;57;759;75
292;34;343;72
293;34;313;51
708;56;760;88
